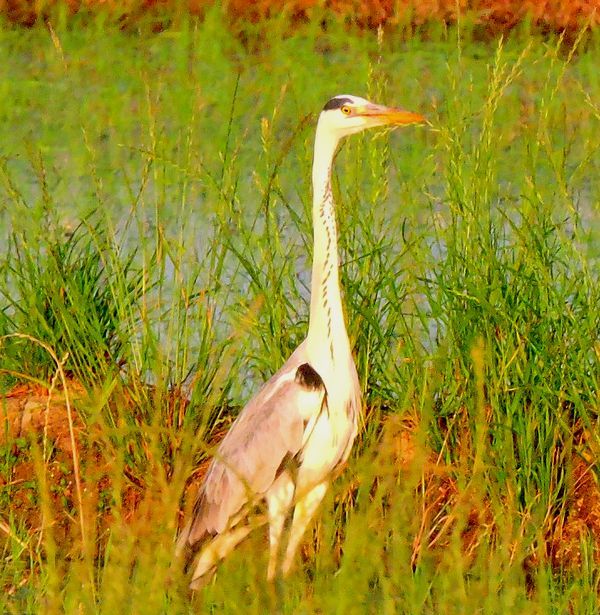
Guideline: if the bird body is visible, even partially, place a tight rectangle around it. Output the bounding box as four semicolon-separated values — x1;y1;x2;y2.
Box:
177;95;424;588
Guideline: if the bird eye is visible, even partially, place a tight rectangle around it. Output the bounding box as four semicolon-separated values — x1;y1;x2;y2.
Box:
341;105;352;116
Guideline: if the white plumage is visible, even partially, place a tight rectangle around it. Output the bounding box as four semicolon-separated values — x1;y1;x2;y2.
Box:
177;94;424;588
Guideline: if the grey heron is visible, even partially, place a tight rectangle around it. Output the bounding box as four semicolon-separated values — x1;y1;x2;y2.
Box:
177;94;424;588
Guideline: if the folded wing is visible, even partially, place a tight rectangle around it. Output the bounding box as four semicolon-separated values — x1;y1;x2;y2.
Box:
180;350;326;547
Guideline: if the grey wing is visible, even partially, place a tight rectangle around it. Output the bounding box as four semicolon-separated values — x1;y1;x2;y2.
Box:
180;346;326;547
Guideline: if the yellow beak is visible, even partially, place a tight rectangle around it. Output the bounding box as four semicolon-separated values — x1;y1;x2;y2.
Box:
357;103;425;125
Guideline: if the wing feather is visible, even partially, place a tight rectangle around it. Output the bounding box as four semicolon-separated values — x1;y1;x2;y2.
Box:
184;346;325;544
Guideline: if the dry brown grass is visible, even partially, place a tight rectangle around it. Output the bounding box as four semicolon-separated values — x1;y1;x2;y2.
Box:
0;380;230;559
0;382;142;555
373;412;494;569
0;0;597;32
2;382;600;592
549;446;600;570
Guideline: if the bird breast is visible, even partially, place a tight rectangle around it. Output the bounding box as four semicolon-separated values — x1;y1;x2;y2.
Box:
298;393;358;486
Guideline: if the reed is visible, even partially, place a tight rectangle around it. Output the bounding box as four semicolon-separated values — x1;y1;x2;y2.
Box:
0;14;599;613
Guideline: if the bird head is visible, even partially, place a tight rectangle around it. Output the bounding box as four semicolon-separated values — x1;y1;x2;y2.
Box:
318;94;425;139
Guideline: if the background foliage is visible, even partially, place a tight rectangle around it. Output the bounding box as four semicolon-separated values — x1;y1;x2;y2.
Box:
0;8;599;613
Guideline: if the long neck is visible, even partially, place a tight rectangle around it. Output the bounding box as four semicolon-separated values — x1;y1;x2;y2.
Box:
306;125;351;370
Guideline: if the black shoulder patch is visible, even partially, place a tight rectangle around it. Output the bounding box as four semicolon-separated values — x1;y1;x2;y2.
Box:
295;363;324;390
323;96;354;111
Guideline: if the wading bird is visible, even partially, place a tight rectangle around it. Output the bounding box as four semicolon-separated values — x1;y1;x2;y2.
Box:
177;95;424;588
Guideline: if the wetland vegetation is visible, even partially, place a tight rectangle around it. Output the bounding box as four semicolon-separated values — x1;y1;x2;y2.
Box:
0;9;599;613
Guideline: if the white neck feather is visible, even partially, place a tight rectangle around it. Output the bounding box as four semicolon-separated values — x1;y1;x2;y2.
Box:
306;121;352;376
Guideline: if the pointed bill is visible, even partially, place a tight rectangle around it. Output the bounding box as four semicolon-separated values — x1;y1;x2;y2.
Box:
357;103;425;126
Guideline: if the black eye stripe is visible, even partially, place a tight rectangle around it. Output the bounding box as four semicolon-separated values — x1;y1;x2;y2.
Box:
323;97;354;111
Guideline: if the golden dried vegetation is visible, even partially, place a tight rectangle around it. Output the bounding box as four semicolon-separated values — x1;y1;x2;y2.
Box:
0;0;598;32
3;380;600;593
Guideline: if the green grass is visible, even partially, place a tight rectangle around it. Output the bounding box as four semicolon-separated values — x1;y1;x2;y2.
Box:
1;10;599;613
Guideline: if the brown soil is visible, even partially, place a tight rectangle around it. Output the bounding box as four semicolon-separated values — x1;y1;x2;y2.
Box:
549;455;600;569
374;412;600;572
0;380;227;554
2;381;599;587
0;381;145;555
